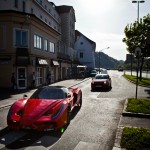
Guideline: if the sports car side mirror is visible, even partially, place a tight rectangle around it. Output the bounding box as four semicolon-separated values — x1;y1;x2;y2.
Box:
68;93;71;98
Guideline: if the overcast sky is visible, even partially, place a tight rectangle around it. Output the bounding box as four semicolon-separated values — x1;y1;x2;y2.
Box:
50;0;150;61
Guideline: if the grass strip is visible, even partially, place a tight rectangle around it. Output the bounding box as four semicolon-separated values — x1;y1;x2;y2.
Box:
126;98;150;114
121;127;150;149
123;74;150;86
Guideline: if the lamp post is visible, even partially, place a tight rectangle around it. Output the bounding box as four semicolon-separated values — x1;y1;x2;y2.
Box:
98;47;110;73
131;0;145;76
132;0;145;22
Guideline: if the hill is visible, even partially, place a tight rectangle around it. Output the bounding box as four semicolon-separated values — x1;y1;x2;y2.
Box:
95;52;124;69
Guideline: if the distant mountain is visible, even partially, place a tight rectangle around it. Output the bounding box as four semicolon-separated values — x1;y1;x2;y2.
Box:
95;52;124;69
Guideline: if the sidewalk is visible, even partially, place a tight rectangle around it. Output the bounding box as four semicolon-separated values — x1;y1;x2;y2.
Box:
112;99;150;150
0;78;89;109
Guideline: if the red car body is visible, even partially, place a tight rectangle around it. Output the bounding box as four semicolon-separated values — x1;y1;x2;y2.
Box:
91;74;111;91
7;86;82;131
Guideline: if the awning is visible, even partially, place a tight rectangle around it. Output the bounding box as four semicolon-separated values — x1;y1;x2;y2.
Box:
37;58;48;65
52;60;59;66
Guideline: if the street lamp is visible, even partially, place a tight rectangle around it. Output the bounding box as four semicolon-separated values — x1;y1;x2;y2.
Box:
132;0;145;22
130;0;145;76
98;47;110;73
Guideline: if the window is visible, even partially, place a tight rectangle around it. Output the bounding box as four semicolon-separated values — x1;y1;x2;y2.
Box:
49;42;55;53
34;34;42;49
80;52;83;58
15;29;28;47
0;25;5;50
40;0;42;5
31;8;33;14
44;39;48;51
23;1;26;12
14;0;18;8
45;5;47;10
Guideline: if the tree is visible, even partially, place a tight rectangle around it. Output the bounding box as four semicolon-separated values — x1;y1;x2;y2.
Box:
123;14;150;80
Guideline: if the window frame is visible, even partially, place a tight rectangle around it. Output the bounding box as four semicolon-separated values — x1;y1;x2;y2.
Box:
14;28;29;48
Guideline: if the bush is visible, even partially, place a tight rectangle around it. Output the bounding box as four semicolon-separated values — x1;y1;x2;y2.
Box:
121;127;150;149
126;98;150;114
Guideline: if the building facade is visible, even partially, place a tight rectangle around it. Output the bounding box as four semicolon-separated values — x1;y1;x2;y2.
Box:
0;0;61;89
56;5;78;79
74;30;96;72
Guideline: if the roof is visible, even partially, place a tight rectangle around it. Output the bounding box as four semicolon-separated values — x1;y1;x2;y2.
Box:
56;5;74;14
75;30;96;49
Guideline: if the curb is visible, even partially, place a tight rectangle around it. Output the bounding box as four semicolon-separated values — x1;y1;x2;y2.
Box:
122;99;150;119
123;75;150;88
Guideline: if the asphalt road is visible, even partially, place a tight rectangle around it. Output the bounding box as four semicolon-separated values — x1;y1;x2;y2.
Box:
0;70;149;150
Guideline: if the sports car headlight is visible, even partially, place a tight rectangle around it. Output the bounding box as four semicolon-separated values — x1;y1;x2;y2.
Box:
52;104;64;119
43;110;52;116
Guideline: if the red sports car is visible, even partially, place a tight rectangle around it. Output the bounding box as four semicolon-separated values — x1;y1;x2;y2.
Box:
91;74;112;91
7;86;82;131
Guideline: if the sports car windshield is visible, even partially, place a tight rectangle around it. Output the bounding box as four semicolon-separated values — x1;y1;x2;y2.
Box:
30;86;68;100
95;75;109;79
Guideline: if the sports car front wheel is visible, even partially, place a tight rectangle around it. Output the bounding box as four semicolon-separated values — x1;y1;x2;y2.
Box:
67;110;71;125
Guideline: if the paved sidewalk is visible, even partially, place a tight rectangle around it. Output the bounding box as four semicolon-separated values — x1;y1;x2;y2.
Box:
0;78;90;109
113;99;150;150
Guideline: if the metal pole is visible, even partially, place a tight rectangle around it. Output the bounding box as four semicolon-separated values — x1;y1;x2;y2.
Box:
131;53;133;76
99;52;100;73
135;54;139;99
137;1;139;22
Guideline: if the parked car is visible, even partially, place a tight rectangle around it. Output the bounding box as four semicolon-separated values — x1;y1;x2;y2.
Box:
7;86;82;131
91;74;112;91
90;69;97;77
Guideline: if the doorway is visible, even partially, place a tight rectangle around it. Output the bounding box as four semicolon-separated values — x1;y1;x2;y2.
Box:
17;67;27;89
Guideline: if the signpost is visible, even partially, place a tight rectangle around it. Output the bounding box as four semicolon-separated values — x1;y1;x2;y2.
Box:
135;47;141;99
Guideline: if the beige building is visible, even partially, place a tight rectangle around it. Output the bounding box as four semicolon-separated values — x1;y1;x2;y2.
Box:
0;0;62;89
56;5;78;79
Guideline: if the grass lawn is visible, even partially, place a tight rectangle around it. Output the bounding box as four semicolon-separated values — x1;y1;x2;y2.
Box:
120;127;150;149
123;74;150;86
126;98;150;114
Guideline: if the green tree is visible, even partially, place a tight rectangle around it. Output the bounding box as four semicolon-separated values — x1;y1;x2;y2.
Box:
123;14;150;80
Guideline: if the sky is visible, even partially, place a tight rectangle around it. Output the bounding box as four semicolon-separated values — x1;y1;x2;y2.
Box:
50;0;150;61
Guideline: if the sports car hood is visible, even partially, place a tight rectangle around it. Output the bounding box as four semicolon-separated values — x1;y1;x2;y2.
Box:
21;99;63;125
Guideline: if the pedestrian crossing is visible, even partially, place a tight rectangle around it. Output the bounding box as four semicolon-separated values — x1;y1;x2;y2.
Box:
0;128;60;150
